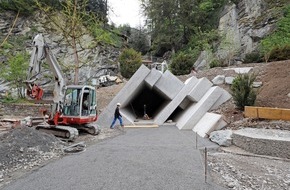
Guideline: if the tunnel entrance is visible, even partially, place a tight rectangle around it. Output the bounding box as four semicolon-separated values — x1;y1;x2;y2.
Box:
124;83;170;119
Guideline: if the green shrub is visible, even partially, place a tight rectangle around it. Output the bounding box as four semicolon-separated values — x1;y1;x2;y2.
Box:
170;52;195;75
118;48;142;78
231;73;257;110
267;45;290;62
243;52;263;63
209;59;222;68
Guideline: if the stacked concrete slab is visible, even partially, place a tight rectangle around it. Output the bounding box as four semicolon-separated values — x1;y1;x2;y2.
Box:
97;65;231;137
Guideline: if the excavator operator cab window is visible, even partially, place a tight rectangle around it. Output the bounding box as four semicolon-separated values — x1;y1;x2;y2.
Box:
63;88;82;116
81;88;97;116
82;90;90;116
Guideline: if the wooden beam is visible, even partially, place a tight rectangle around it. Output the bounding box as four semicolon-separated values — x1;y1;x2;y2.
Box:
244;106;290;121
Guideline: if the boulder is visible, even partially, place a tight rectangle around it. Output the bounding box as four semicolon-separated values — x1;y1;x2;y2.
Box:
209;130;233;147
212;75;225;85
225;77;235;85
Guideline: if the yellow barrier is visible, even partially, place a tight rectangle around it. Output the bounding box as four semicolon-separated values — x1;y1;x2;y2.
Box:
244;106;290;121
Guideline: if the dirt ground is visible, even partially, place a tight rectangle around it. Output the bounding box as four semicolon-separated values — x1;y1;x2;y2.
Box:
1;61;290;189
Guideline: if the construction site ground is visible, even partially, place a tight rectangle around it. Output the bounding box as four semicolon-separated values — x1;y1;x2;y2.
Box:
1;61;290;189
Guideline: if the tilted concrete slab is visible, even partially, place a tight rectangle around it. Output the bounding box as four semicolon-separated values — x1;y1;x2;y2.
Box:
193;112;227;138
153;70;184;100
154;76;199;125
188;77;213;102
144;68;162;88
210;89;231;110
96;65;150;127
176;86;223;130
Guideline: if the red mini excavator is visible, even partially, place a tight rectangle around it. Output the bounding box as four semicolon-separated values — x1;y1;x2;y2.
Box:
25;34;99;141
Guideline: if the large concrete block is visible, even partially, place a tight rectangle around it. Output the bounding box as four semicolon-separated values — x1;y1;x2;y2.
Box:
210;89;231;110
144;68;162;88
192;112;224;138
153;70;184;100
188;77;213;102
176;86;223;130
96;65;151;127
154;76;199;125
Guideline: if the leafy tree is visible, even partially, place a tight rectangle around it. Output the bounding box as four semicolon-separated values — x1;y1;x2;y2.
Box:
128;27;150;55
35;0;100;84
86;0;108;22
0;52;29;98
118;48;142;78
230;73;257;110
141;0;226;57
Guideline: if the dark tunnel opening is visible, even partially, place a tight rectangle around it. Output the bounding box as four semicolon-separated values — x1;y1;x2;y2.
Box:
125;84;169;119
167;97;194;122
167;107;184;121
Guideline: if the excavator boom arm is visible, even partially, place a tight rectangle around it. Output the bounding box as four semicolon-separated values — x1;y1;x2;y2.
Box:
26;34;66;104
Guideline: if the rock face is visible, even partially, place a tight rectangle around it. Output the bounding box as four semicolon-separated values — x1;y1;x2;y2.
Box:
217;0;279;60
0;11;120;85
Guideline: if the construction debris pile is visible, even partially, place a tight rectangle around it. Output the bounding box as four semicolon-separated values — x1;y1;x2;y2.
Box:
0;127;63;184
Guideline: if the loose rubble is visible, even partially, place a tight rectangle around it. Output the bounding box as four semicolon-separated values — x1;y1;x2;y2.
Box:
0;127;63;187
208;151;290;190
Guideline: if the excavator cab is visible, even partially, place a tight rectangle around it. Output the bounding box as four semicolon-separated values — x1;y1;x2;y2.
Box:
62;85;97;125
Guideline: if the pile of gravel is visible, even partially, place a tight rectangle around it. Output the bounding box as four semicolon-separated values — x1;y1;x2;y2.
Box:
0;127;64;182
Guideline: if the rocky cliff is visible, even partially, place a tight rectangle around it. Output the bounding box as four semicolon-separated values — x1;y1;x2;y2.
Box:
217;0;289;60
0;11;120;85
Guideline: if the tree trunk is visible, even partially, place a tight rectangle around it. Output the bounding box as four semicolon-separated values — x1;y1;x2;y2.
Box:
73;37;79;85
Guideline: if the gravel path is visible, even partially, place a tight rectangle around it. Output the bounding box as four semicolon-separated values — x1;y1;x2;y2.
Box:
2;126;225;190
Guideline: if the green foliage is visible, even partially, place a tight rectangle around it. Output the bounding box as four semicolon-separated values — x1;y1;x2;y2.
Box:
90;23;117;46
187;29;220;52
260;5;290;62
170;51;196;75
0;0;61;15
118;48;142;78
267;45;290;62
209;59;222;68
0;96;28;103
0;52;29;98
231;73;257;110
243;52;263;63
128;28;150;55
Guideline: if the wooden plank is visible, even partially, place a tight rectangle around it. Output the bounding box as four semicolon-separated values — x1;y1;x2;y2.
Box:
244;106;290;121
244;106;258;118
257;107;282;120
281;109;290;121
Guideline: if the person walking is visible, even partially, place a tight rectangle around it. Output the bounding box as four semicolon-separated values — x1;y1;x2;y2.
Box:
110;103;124;129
